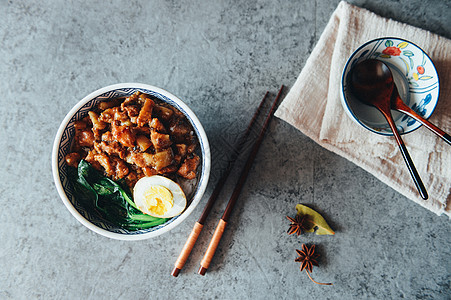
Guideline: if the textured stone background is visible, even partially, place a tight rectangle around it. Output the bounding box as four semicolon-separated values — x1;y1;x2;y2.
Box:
0;0;450;299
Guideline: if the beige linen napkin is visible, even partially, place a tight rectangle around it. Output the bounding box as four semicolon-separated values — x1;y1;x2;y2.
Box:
275;1;451;217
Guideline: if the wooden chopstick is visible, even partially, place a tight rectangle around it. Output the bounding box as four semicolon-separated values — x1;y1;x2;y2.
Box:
171;91;270;277
198;85;285;276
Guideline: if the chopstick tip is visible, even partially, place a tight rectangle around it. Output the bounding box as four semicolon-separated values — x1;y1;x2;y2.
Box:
171;267;181;277
198;266;207;276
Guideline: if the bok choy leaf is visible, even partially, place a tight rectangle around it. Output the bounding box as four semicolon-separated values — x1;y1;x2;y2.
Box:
68;160;168;230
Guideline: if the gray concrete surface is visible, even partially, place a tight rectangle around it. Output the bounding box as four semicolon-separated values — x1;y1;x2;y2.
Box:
1;0;450;299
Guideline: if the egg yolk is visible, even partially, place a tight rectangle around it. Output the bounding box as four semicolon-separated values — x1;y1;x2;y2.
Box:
140;185;174;216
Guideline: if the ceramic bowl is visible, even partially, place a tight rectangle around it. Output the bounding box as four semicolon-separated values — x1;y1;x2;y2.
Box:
340;37;439;135
52;83;211;240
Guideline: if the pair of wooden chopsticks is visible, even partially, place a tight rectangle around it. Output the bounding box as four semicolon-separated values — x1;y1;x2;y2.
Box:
171;85;285;277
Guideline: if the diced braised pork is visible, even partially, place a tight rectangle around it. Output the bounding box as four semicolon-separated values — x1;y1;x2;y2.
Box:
187;142;196;154
98;98;121;111
142;166;158;177
88;111;107;130
65;152;81;168
150;131;172;150
169;118;191;143
74;120;87;130
153;104;173;122
111;123;135;148
136;97;154;127
102;131;114;142
136;135;152;152
177;155;200;179
149;118;166;132
159;164;178;174
113;107;129;123
99;108;115;123
123;104;140;119
175;144;187;157
129;152;154;168
153;148;174;171
113;157;129;179
93;152;129;179
77;130;95;147
94;141;127;159
94;152;114;176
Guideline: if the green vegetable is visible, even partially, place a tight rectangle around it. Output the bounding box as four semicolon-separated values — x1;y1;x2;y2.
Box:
295;204;335;235
68;160;168;230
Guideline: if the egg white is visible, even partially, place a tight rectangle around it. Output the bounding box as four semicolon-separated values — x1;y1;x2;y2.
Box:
133;175;187;218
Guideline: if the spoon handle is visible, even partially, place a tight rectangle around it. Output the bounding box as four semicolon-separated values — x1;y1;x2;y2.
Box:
378;108;428;200
393;96;451;146
397;142;428;200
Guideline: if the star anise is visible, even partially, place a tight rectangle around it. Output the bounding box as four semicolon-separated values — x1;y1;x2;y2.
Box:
295;244;332;285
295;244;319;272
286;214;311;236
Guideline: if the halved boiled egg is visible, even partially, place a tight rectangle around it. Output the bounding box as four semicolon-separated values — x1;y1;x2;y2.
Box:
133;175;187;218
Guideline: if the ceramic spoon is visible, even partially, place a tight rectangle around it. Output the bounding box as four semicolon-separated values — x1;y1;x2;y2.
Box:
350;59;428;200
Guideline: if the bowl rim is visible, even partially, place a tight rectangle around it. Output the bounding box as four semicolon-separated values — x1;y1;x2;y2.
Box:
340;36;440;136
52;83;211;240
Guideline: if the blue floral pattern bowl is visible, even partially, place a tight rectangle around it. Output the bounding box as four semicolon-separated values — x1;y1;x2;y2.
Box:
52;83;211;240
341;37;439;135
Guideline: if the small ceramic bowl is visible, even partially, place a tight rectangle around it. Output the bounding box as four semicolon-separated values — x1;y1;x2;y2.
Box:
341;37;439;135
52;83;211;240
